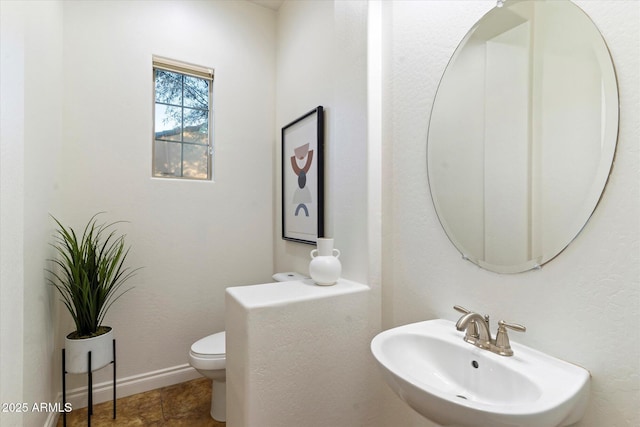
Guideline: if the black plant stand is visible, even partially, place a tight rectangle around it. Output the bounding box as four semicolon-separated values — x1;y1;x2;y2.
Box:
62;339;116;427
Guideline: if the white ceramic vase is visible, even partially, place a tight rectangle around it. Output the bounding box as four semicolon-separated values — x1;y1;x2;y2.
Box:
64;327;114;374
309;238;342;286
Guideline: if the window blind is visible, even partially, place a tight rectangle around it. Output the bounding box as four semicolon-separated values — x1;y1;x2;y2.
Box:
152;56;214;81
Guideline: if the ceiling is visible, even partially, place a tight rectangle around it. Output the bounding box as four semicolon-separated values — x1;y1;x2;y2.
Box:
249;0;285;11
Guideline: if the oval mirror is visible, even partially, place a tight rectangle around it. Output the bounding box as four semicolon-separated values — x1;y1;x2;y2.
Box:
427;0;618;273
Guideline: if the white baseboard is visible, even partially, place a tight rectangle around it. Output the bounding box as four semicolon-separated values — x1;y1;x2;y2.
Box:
46;364;201;427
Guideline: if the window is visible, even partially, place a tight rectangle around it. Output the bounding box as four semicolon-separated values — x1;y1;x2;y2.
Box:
153;56;214;180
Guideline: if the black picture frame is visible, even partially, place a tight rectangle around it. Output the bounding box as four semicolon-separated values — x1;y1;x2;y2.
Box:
281;106;325;245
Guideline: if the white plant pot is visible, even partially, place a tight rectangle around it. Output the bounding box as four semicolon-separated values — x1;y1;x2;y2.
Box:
64;327;114;374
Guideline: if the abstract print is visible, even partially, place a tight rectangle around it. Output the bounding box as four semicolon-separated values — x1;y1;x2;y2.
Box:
291;143;314;217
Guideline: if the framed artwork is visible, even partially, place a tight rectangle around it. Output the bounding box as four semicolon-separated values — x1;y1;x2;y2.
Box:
282;106;324;245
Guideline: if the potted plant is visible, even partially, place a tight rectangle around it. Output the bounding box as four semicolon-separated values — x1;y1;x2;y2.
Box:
47;213;137;374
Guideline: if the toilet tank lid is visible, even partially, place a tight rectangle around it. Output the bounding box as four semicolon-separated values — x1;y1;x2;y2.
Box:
191;331;225;356
272;272;308;282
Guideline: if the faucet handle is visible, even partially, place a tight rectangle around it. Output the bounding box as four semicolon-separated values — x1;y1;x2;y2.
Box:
453;306;490;324
495;320;526;356
499;320;526;333
453;305;472;314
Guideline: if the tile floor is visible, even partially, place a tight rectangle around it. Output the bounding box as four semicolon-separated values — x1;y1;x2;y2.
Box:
56;378;225;426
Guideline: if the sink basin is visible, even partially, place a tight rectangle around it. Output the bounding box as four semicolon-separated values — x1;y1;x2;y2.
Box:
370;319;590;427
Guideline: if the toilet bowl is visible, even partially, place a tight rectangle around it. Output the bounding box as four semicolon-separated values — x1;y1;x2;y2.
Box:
189;272;307;421
189;331;226;421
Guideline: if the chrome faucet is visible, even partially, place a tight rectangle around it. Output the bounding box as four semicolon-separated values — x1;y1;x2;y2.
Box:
453;305;526;356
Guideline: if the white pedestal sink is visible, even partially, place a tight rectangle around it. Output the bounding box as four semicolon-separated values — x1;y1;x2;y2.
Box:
371;319;590;427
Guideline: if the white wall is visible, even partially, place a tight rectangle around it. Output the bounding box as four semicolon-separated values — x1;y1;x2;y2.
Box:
274;0;372;285
22;2;64;425
274;1;383;424
0;2;26;425
58;0;276;391
0;1;64;426
382;1;639;426
274;0;334;274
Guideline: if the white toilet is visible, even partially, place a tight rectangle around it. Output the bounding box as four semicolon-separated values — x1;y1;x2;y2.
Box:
188;272;307;421
189;331;227;421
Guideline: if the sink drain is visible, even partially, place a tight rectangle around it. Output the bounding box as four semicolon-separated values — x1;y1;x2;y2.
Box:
456;394;468;400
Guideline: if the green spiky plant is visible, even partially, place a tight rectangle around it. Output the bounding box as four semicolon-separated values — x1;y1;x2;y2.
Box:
47;213;137;339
